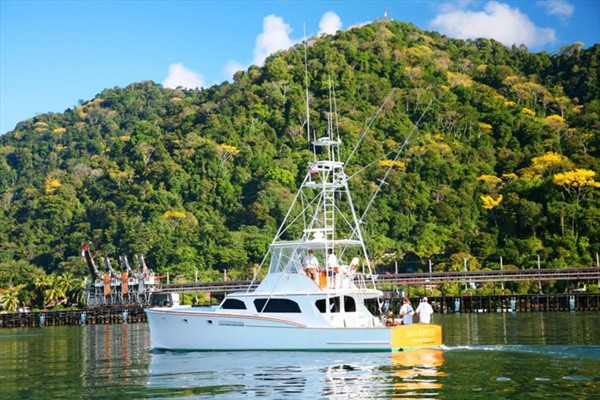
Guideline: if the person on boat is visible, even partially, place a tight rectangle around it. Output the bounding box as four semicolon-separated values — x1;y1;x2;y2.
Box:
301;249;320;280
327;248;338;270
415;296;434;323
385;310;401;326
326;249;339;288
399;297;414;325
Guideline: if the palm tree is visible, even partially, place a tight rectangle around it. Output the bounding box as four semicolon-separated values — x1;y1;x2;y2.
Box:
0;285;25;312
59;273;84;306
32;273;50;309
43;274;66;309
34;274;49;291
70;278;87;306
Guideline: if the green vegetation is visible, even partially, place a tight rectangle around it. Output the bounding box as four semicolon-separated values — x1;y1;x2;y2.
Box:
1;21;599;309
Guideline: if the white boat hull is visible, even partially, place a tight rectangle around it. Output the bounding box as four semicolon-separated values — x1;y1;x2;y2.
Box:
146;307;441;352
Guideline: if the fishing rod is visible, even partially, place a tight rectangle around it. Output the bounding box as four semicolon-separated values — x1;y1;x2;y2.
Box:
302;24;313;161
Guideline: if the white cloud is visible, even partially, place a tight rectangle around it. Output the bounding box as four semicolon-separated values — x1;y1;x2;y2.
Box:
224;11;344;81
224;60;245;78
430;1;556;49
347;21;370;30
252;15;294;66
162;63;204;89
319;11;342;35
538;0;574;18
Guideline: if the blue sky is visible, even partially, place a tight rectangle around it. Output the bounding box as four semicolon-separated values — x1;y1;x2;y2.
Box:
1;0;599;135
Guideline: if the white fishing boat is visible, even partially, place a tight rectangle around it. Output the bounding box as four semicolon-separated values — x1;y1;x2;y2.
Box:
146;85;442;352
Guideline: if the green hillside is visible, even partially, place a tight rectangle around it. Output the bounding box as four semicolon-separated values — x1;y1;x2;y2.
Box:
1;20;599;306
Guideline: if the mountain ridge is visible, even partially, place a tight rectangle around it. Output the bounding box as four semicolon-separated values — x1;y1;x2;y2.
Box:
1;20;598;297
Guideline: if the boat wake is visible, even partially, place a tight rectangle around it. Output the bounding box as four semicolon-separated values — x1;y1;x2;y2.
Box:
443;344;600;361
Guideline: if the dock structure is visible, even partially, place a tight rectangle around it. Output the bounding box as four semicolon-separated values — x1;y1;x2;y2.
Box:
1;293;597;328
151;267;600;295
385;267;600;285
385;293;600;314
81;244;159;306
0;305;147;328
1;267;598;328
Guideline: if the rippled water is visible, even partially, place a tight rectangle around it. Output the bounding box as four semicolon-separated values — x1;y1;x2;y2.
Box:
0;312;598;399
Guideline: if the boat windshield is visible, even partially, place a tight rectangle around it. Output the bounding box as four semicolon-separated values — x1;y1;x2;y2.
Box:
268;246;303;274
267;244;364;276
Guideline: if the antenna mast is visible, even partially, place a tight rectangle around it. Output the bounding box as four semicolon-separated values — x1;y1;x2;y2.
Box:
303;24;312;157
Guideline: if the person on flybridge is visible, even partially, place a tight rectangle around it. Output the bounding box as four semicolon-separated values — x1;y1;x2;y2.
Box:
327;249;339;288
301;249;320;281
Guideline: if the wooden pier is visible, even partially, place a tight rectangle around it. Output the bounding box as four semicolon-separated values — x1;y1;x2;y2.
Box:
1;293;598;329
153;267;600;294
404;293;600;314
0;305;147;328
1;267;598;328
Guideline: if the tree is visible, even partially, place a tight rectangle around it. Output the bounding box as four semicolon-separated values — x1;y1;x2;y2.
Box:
43;274;66;308
552;169;600;236
0;284;24;312
58;272;82;305
0;21;598;294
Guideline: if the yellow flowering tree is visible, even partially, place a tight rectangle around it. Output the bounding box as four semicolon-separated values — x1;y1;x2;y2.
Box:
477;175;503;200
553;169;600;202
481;195;503;210
378;159;406;170
544;114;568;150
162;210;198;230
52;127;66;138
521;108;535;116
526;152;571;176
544;114;566;130
477;175;502;186
552;169;600;236
44;178;61;194
218;143;240;163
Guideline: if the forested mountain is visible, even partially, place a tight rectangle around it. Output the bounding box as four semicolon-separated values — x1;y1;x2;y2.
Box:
1;20;599;300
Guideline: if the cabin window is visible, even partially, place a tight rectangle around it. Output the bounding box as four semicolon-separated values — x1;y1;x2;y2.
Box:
315;299;326;313
254;298;301;313
344;296;356;312
315;297;341;313
220;299;247;310
329;296;341;313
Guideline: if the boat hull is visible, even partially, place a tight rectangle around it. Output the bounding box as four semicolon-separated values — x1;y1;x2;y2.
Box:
145;307;442;352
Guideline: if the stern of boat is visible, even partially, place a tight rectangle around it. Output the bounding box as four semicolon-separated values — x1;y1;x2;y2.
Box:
390;324;442;352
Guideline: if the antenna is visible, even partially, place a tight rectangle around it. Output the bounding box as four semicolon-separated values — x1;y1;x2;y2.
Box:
303;23;312;158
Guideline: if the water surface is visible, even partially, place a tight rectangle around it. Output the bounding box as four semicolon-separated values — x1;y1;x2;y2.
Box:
1;312;598;399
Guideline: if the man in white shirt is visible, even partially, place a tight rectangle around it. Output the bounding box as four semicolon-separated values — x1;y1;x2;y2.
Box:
399;297;414;325
301;249;320;280
326;249;338;270
415;297;434;323
326;249;339;288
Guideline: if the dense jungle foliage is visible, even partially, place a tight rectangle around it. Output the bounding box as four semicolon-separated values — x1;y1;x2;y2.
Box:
1;20;599;309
